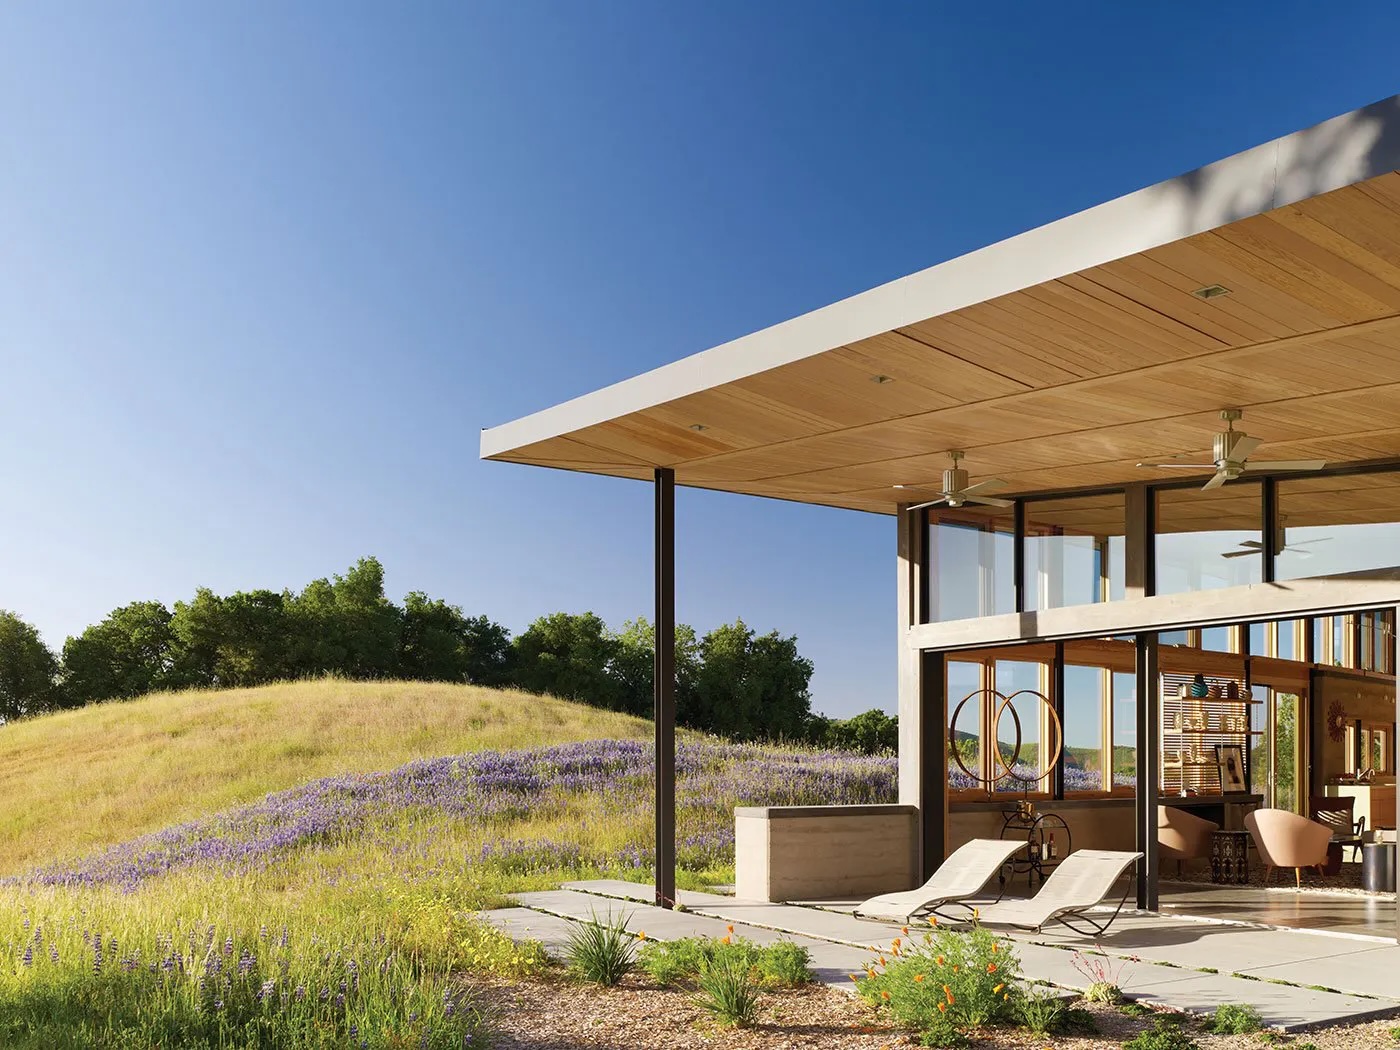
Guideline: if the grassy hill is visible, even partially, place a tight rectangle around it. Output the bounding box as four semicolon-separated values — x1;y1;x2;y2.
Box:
0;678;654;875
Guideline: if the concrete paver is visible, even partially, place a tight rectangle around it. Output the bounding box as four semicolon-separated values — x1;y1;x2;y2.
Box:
538;880;1400;1029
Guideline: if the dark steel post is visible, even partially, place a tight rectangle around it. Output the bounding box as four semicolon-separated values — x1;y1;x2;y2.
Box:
1012;500;1027;613
1134;632;1161;910
921;649;947;881
654;467;676;908
1051;642;1066;799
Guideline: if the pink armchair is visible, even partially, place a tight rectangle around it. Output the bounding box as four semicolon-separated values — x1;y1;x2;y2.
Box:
1158;806;1219;876
1244;808;1333;887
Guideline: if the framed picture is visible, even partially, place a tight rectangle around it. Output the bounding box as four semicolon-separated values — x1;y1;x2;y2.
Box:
1215;744;1247;795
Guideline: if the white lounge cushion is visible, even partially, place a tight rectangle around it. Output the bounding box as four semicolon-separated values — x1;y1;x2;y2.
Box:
976;849;1142;933
856;838;1028;921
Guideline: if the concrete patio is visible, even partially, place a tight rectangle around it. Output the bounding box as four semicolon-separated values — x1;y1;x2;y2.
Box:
482;879;1400;1031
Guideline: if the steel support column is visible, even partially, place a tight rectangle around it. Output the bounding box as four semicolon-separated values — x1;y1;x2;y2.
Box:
921;649;948;881
653;467;676;909
1134;632;1161;910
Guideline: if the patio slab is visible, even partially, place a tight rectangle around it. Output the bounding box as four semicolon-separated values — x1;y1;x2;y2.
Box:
544;880;1400;1029
512;889;872;989
476;907;580;959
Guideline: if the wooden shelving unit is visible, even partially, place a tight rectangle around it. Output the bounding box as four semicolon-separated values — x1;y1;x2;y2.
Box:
1160;671;1254;796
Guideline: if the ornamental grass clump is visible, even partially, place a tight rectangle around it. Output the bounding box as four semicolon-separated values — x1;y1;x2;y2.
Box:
565;911;636;986
693;952;761;1027
1070;944;1133;1003
854;924;1021;1048
1206;1002;1263;1035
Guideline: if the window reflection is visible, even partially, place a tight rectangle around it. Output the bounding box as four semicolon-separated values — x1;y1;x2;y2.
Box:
928;507;1014;621
1023;494;1125;610
1063;664;1106;792
1155;483;1263;595
1276;472;1400;581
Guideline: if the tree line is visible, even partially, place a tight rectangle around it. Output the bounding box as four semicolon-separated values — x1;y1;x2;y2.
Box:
0;556;896;750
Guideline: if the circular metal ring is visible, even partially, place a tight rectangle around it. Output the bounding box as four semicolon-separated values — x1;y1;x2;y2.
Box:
948;686;1063;788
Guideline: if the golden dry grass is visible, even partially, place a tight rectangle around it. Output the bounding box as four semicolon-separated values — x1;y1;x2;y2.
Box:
0;678;653;875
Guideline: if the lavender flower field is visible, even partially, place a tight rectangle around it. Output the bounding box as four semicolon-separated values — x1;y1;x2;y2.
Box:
17;739;899;892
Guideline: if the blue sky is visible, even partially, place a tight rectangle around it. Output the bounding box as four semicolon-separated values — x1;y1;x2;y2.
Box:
3;3;1400;716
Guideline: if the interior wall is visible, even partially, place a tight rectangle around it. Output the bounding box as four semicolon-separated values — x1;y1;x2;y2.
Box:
1314;670;1397;783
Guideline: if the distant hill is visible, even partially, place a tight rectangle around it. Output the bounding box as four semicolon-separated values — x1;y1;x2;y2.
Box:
0;679;653;876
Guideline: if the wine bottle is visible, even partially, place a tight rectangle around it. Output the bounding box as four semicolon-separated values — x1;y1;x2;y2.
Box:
1047;832;1057;861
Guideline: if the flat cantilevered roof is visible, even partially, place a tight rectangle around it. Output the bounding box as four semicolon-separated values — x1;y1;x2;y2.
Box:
482;94;1400;517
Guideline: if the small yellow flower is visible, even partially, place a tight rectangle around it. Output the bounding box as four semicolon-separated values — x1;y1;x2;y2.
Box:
987;963;997;973
944;984;955;1005
867;968;877;979
935;955;945;966
929;916;938;926
938;1002;947;1013
850;973;862;982
881;990;891;1001
913;974;925;983
990;943;998;953
720;935;730;945
952;965;960;973
637;931;646;941
993;983;1005;994
901;926;910;936
879;956;886;966
973;907;980;920
726;924;734;934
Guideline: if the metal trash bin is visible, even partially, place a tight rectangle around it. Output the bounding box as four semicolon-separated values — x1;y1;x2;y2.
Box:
1362;842;1396;893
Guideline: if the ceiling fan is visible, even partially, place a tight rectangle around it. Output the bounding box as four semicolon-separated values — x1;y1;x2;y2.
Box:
1137;409;1326;491
895;451;1012;511
1220;516;1332;560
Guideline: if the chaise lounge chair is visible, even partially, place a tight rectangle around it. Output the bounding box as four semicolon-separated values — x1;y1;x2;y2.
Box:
854;838;1029;922
971;849;1143;936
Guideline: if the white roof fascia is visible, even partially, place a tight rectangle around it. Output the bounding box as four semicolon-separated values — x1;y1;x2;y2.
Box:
481;94;1400;461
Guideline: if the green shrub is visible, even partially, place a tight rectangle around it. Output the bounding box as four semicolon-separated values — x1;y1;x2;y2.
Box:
565;911;637;986
1084;980;1123;1003
855;923;1020;1047
1017;985;1066;1035
1123;1015;1200;1050
754;941;812;987
457;919;549;979
1119;1001;1154;1017
1388;1024;1400;1042
694;953;761;1027
637;936;811;989
1207;1003;1263;1035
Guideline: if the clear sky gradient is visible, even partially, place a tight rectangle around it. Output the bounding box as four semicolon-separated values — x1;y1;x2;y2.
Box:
4;4;1400;716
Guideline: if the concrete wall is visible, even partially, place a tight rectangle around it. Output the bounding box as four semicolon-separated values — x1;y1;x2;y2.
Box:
734;805;918;902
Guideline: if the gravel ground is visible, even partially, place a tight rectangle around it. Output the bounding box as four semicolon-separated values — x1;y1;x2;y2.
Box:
479;976;1400;1050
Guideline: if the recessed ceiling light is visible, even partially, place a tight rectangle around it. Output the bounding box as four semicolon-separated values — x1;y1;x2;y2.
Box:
870;374;894;384
689;423;708;432
1192;284;1231;300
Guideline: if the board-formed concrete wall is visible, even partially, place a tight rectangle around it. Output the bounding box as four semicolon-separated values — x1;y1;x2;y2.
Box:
734;804;919;902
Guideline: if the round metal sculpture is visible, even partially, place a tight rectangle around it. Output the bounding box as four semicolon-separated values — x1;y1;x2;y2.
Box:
949;688;1064;787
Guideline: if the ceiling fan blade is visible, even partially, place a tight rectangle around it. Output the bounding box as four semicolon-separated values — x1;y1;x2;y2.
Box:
1201;471;1229;491
1137;462;1217;469
905;498;949;512
1288;537;1332;547
964;494;1014;509
1231;435;1262;461
1244;460;1328;472
1221;549;1260;559
961;478;1008;496
1234;539;1265;550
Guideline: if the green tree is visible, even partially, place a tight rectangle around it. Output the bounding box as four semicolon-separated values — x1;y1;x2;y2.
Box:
169;588;291;688
686;619;814;741
286;557;401;679
512;612;621;708
609;617;700;717
61;601;174;704
0;610;61;720
399;592;512;685
822;708;898;754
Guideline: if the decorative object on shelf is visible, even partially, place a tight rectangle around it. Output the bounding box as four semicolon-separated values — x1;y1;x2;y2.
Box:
1326;700;1348;743
1224;680;1240;700
949;687;1063;790
1208;683;1223;699
1190;674;1208;698
1015;799;1036;821
1215;744;1248;794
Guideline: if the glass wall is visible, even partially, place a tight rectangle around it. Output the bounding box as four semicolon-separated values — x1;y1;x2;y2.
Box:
1111;671;1137;788
1155;482;1263;595
928;506;1014;621
1276;470;1400;581
1023;493;1125;609
1063;664;1107;792
993;660;1048;793
947;660;983;791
